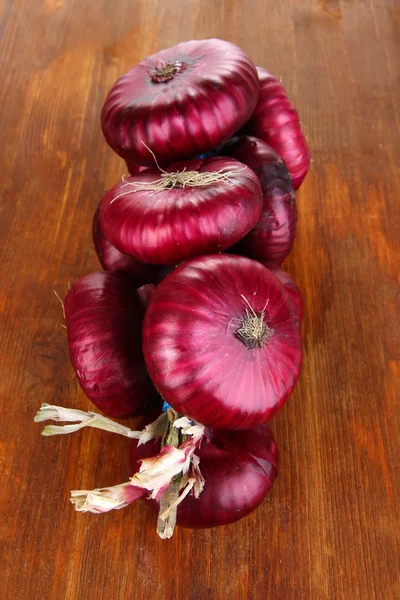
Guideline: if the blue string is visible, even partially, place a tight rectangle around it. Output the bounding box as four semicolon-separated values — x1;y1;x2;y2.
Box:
196;145;221;160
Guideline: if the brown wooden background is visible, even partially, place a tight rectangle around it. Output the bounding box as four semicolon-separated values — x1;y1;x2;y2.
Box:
1;1;399;598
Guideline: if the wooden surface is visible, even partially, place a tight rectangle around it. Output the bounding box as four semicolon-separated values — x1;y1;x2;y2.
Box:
1;1;399;598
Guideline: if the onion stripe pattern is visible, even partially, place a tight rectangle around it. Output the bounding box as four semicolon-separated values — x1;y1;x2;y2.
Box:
65;272;155;417
143;254;302;429
101;39;260;165
246;67;311;190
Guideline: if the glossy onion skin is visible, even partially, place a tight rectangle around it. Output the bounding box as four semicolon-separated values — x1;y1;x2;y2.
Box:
261;262;303;321
221;136;297;264
130;424;279;528
92;207;160;284
125;161;148;175
143;254;302;429
101;38;260;166
246;67;311;190
64;272;155;418
99;157;263;265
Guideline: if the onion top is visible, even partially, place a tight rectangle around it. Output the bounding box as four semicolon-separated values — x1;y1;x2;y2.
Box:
99;157;263;265
101;38;260;165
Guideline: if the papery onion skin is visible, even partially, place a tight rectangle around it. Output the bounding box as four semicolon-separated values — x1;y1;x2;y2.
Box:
246;67;311;190
143;254;302;429
64;272;155;418
92;207;161;284
100;157;263;265
221;136;297;264
130;423;279;528
101;38;260;166
261;262;303;321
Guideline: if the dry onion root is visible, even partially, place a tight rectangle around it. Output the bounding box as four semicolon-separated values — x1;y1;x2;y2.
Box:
112;144;247;198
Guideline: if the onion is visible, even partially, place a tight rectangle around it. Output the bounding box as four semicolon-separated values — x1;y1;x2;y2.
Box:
101;38;260;166
143;254;302;429
221;136;297;264
99;157;263;265
125;161;148;175
92;207;160;284
64;272;156;418
261;262;303;321
246;67;311;190
36;405;278;534
135;283;156;309
130;422;279;528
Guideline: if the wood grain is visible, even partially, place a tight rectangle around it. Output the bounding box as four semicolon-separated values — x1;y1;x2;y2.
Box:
1;1;399;598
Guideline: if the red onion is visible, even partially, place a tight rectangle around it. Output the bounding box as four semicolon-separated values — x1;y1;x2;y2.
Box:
125;161;148;175
246;67;311;190
130;422;279;528
35;405;278;534
221;136;297;264
99;157;262;265
143;254;302;429
93;207;161;284
133;283;154;311
64;272;156;418
101;39;259;166
261;263;303;321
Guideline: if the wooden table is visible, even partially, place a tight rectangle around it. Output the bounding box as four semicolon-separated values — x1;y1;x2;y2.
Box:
1;1;399;598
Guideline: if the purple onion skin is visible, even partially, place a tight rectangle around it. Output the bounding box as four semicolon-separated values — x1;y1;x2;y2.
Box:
143;254;302;429
92;207;161;285
130;423;279;529
64;272;156;418
101;38;260;166
246;68;311;190
261;262;303;321
135;283;155;309
221;136;297;264
99;157;263;266
125;161;148;175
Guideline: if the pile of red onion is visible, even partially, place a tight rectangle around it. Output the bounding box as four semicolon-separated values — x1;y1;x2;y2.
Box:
35;38;309;539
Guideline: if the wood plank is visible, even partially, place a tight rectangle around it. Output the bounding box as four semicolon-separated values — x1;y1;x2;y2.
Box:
0;1;399;598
